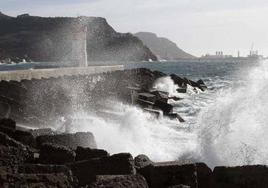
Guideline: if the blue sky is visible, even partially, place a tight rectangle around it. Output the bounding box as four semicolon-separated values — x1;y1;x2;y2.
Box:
1;0;268;57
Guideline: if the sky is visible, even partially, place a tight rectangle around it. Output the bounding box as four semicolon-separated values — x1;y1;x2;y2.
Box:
1;0;268;57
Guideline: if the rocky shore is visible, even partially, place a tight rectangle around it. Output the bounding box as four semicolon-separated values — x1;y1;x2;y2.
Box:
0;68;267;187
1;118;268;188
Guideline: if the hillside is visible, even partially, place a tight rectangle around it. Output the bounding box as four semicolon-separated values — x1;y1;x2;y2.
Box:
0;13;157;65
135;32;195;60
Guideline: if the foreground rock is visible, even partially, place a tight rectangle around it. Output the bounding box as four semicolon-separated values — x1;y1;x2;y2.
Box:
36;132;97;149
90;175;149;188
213;165;268;188
39;143;76;164
69;153;136;186
138;161;212;188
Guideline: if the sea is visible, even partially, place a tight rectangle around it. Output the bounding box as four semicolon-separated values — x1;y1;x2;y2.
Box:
1;60;267;168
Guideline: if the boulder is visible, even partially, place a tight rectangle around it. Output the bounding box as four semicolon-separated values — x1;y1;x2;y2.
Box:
154;100;173;115
0;118;16;135
134;154;153;169
139;161;197;188
196;163;213;188
213;165;268;188
13;130;36;147
30;128;56;137
0;167;76;188
69;153;136;186
90;175;149;188
0;137;32;167
18;164;71;176
75;146;109;161
0;132;25;148
39;143;75;165
36;132;97;149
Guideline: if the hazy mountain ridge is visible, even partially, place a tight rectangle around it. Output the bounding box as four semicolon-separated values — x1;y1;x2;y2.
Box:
135;32;195;60
0;12;157;64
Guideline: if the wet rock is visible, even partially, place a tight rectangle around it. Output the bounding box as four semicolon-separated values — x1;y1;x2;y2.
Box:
75;146;109;161
139;161;198;188
213;165;268;188
134;154;153;169
69;153;136;186
39;143;75;165
90;175;149;188
36;132;97;149
154;100;173;115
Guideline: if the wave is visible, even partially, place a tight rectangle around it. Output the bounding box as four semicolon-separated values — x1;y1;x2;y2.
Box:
196;60;268;167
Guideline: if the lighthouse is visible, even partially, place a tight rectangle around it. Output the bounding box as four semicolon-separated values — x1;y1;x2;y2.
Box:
71;24;88;67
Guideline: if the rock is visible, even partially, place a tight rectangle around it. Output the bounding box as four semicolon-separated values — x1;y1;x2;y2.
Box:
0;141;32;167
18;164;71;176
154;100;173;115
75;146;109;161
69;153;136;186
30;128;56;137
36;132;97;149
0;167;76;188
196;163;213;188
139;161;197;188
134;154;153;169
167;185;190;188
0;118;16;134
13;130;36;147
90;175;149;188
0;132;25;148
213;165;268;188
39;143;75;165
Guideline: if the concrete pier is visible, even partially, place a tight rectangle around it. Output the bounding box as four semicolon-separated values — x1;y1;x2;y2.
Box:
0;65;124;81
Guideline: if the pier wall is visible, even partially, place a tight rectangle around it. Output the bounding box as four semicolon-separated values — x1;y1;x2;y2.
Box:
0;65;124;81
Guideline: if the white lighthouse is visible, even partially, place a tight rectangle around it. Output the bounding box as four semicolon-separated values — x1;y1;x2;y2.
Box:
71;25;88;67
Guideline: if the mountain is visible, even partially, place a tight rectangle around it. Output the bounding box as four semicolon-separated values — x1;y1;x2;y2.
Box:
0;13;157;64
134;32;195;60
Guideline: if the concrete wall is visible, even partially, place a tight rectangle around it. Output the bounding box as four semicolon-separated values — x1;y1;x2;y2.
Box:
0;65;124;81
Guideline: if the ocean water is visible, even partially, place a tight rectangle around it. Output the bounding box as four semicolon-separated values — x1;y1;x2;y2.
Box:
2;60;267;167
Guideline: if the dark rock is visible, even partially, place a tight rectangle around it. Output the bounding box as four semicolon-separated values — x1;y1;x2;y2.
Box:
139;161;197;188
154;100;173;115
213;165;268;188
69;153;135;186
18;164;71;176
0;167;76;188
166;113;185;123
0;118;16;131
0;144;32;167
0;132;25;148
30;128;56;137
75;146;109;161
167;185;190;188
90;174;149;188
36;132;97;149
13;129;36;147
39;143;75;165
134;154;153;169
196;163;213;188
